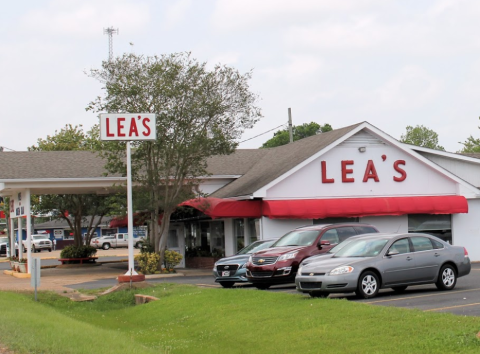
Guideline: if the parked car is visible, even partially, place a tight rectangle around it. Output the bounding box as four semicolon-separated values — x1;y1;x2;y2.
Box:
90;233;145;250
17;234;53;253
213;238;279;288
295;233;471;299
0;236;9;256
245;223;379;289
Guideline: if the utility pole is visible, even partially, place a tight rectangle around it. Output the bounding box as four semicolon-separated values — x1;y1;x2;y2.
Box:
288;108;293;144
103;27;119;61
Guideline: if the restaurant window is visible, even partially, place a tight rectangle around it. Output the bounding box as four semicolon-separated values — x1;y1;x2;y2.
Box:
234;219;244;253
247;218;259;244
408;214;452;244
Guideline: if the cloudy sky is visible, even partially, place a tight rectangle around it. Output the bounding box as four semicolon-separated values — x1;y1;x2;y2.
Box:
2;0;480;152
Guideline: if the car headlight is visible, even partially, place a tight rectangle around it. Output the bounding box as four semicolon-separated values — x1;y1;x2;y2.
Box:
329;266;354;275
297;266;303;275
278;252;298;262
240;263;247;269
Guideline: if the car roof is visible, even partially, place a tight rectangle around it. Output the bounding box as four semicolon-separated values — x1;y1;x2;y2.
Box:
294;223;377;231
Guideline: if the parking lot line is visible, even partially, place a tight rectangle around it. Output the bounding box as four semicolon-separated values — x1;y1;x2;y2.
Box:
424;302;480;312
364;288;480;304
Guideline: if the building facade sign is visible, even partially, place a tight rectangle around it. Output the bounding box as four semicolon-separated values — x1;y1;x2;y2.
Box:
99;113;156;141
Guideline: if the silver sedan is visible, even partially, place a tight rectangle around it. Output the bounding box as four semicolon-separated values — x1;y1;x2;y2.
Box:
295;233;471;299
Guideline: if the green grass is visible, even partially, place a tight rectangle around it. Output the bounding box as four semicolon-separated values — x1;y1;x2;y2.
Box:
1;285;480;354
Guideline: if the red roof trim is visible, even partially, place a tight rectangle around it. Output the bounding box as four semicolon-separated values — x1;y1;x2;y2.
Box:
262;196;468;219
180;197;263;218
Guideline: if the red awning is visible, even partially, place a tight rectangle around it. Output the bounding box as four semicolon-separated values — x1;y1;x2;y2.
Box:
109;213;157;228
262;196;468;219
180;197;263;218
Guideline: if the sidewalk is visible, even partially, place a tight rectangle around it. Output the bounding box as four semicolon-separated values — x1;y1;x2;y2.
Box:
0;249;212;293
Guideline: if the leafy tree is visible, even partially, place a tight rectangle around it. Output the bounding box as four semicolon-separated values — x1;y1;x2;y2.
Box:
261;122;332;148
30;125;122;246
459;117;480;153
86;52;262;267
400;125;445;151
28;124;101;151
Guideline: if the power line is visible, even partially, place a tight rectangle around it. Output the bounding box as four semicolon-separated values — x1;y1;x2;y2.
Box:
239;123;288;144
0;146;15;152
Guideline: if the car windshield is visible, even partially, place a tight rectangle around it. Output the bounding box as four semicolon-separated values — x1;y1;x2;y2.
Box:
237;240;276;255
272;230;319;247
32;235;49;240
333;238;389;258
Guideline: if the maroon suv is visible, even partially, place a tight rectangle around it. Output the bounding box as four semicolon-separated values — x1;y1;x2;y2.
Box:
245;223;379;289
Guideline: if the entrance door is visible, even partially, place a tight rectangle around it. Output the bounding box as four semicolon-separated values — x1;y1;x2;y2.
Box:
168;228;185;268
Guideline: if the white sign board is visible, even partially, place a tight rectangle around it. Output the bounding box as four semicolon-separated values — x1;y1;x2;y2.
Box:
99;113;156;141
9;190;26;218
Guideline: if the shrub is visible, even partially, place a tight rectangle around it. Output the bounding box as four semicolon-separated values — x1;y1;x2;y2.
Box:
164;250;183;270
60;245;97;259
139;240;155;254
134;252;160;274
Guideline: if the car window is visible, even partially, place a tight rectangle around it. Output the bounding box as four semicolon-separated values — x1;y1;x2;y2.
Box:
321;229;339;244
237;240;276;255
273;230;319;247
336;227;357;242
118;234;124;239
431;238;445;250
410;236;434;252
354;226;378;234
334;238;389;257
388;238;411;254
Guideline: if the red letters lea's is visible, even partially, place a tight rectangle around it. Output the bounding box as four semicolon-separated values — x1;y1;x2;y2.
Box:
321;161;334;183
393;160;407;182
321;159;407;183
363;160;379;182
341;160;355;182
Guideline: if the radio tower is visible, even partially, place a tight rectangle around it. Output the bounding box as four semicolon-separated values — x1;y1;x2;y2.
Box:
103;27;119;61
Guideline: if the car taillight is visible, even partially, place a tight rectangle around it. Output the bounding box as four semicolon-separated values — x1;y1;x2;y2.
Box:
464;247;469;257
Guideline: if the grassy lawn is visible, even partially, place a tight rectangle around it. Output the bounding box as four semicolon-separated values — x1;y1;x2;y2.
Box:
1;284;480;354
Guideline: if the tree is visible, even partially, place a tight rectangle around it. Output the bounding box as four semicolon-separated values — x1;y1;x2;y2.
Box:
86;52;262;267
261;122;332;148
459;117;480;153
30;125;122;246
28;124;101;151
400;125;445;151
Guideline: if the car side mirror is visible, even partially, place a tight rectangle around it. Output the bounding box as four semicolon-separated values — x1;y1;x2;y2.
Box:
318;240;330;249
387;249;399;256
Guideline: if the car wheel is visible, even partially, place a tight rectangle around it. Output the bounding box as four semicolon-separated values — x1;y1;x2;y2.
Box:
356;271;380;299
391;286;408;293
102;243;111;250
309;291;329;298
219;282;235;288
32;246;36;253
49;248;52;252
254;284;271;290
436;264;457;290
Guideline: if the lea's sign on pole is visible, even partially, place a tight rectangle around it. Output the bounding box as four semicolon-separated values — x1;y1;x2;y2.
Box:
100;113;156;141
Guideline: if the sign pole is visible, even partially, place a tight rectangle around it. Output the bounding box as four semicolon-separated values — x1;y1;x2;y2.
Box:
125;141;137;276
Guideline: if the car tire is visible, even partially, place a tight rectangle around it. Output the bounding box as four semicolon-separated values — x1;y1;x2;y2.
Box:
356;271;380;299
309;291;329;298
254;283;271;290
219;282;235;288
32;246;36;253
436;264;457;291
102;243;111;250
49;248;52;252
391;286;408;293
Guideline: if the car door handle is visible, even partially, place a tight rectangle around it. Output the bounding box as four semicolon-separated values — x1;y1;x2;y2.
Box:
406;256;413;261
434;253;440;257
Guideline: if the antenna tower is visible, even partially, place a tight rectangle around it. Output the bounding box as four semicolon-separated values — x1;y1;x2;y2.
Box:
103;27;119;61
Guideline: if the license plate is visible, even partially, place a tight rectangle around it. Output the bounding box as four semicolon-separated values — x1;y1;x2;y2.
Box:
222;271;230;277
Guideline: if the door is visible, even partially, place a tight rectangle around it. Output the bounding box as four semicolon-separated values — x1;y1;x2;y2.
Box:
409;236;440;282
167;227;185;268
382;238;416;286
